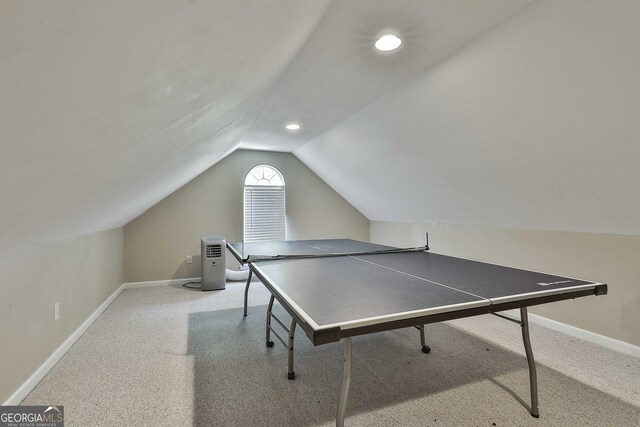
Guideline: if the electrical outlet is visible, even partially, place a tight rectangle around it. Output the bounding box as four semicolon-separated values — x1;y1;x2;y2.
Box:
54;302;60;322
187;255;193;264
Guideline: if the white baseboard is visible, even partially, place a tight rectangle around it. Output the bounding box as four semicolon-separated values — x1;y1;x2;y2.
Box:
3;283;127;406
2;276;205;405
2;277;204;405
6;280;636;405
122;277;201;289
504;309;640;357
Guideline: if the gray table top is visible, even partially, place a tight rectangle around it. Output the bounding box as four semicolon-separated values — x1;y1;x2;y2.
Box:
227;239;606;344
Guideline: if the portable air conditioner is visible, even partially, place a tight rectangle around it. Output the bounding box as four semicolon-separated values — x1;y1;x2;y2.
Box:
201;236;226;291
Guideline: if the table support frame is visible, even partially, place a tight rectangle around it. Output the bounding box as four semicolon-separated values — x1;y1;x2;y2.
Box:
337;337;352;427
243;268;253;317
520;307;539;418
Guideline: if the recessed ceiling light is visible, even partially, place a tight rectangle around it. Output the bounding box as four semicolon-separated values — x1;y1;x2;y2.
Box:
285;123;301;131
375;34;402;52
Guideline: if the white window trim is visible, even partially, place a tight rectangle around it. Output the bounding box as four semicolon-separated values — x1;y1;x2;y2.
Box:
243;165;286;242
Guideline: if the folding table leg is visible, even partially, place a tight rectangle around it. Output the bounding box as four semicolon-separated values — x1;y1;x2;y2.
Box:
243;267;253;317
337;337;352;427
265;294;275;347
287;319;297;380
418;325;431;353
520;307;539;418
264;296;297;380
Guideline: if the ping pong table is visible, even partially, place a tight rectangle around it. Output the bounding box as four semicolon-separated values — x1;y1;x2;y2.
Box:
227;238;606;426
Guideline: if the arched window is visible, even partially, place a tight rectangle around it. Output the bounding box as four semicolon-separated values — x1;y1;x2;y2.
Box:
243;165;286;242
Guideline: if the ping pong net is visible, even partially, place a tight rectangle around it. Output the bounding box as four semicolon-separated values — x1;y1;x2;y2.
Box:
241;244;430;263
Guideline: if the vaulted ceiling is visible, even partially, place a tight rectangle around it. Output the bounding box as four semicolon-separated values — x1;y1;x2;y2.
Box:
296;0;640;235
2;0;639;251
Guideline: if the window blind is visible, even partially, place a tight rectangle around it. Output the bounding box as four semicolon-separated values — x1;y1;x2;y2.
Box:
243;186;286;242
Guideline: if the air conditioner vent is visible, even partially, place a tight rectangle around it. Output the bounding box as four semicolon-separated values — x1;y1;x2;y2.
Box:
206;244;222;259
201;237;225;291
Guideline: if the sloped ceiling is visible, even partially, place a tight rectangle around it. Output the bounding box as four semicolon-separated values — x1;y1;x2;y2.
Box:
0;0;332;250
295;0;640;235
240;0;534;151
0;0;535;250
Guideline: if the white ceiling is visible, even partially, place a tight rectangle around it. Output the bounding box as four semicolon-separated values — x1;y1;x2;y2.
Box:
0;0;332;250
295;0;640;235
240;0;534;152
0;0;537;250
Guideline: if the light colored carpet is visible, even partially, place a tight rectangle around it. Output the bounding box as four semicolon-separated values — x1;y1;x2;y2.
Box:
22;281;640;426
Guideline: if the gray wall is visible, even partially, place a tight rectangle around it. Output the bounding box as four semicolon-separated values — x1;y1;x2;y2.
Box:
124;150;369;282
371;221;640;347
0;228;124;403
